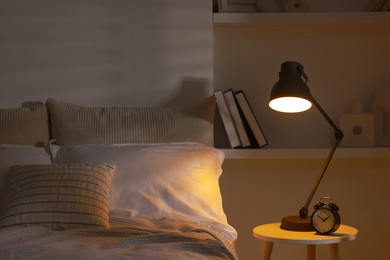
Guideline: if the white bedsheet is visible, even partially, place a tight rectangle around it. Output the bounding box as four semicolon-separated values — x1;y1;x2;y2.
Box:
0;217;238;260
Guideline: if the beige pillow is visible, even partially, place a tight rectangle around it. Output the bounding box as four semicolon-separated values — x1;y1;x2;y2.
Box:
47;97;216;146
0;103;49;146
0;163;115;229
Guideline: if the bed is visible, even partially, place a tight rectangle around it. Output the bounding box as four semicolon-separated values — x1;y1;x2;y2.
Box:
0;98;238;259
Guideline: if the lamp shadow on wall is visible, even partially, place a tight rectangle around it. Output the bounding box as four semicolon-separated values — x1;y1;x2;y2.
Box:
163;76;212;107
164;76;228;148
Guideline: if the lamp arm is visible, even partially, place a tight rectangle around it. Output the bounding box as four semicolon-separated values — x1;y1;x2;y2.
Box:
298;94;344;218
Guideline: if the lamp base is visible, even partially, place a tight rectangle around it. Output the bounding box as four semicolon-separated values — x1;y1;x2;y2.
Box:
280;215;314;231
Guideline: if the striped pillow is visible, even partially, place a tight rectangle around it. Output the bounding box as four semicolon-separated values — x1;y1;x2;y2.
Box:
46;97;216;146
0;103;49;146
0;163;115;229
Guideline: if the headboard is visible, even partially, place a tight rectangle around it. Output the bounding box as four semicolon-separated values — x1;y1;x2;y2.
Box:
0;0;213;107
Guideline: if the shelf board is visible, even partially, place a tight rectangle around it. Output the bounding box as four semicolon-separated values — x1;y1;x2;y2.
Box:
213;12;390;25
221;147;390;159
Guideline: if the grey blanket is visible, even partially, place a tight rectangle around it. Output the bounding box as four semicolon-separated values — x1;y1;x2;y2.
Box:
0;217;238;260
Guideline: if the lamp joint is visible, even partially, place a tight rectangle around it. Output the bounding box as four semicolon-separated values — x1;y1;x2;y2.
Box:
299;207;308;218
335;129;344;141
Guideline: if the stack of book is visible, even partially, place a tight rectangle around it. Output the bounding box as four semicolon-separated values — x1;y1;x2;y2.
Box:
214;89;268;149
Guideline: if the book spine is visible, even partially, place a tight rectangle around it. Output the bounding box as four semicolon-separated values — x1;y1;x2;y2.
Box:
214;90;242;148
234;90;268;147
223;89;251;147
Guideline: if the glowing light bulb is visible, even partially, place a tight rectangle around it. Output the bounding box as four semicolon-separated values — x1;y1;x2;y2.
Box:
269;97;312;113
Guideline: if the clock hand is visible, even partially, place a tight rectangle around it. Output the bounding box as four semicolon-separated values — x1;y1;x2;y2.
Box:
316;215;325;221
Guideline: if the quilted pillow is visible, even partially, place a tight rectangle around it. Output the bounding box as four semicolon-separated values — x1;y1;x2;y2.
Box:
47;97;216;146
0;163;115;229
0;103;49;146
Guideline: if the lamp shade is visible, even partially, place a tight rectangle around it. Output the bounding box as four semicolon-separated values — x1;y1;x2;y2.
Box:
269;61;312;113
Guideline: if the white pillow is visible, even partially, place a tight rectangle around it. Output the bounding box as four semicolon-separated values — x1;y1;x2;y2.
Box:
0;144;54;207
55;143;237;241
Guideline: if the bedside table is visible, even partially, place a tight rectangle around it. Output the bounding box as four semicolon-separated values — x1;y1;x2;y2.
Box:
253;223;358;260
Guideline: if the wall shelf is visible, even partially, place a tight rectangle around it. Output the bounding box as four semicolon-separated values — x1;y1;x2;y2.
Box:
221;147;390;159
213;12;390;25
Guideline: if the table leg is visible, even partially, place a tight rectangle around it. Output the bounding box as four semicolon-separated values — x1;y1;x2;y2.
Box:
307;245;316;260
329;243;340;260
261;241;273;260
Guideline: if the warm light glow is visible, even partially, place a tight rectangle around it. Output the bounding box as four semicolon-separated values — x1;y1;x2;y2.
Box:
269;97;312;113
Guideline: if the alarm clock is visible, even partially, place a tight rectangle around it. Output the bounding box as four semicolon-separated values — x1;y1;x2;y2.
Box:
311;197;341;234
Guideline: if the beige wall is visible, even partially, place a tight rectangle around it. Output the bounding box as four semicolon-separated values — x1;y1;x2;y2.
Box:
220;157;390;260
0;0;213;107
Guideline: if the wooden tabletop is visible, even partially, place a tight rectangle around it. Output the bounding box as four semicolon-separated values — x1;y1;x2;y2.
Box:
253;223;358;245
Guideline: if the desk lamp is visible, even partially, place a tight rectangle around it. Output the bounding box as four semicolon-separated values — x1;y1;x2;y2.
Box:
269;61;344;231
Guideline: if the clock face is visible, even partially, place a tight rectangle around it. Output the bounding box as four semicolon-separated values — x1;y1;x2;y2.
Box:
311;208;338;234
